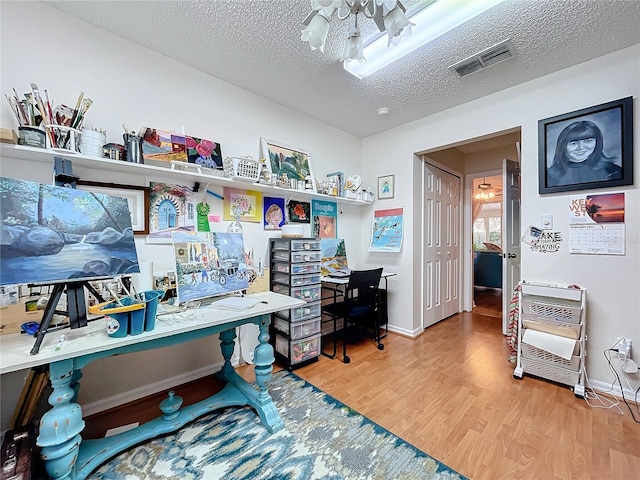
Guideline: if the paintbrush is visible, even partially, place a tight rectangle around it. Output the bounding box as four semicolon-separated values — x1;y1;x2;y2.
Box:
5;94;23;125
31;83;54;145
72;97;93;129
62;91;84;147
44;89;53;125
12;88;28;125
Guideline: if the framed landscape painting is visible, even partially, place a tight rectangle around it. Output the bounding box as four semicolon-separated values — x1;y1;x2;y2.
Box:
260;137;315;190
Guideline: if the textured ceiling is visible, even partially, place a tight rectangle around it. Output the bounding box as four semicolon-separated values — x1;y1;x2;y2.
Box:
45;0;640;138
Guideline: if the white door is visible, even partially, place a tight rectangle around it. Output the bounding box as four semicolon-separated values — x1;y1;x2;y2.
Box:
502;159;521;334
423;161;461;328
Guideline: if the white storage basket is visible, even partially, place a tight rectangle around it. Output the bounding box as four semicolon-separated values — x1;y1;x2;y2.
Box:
222;156;261;182
521;343;581;371
521;295;582;324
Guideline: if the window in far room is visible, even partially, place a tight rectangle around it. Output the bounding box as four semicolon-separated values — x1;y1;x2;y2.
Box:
473;202;501;251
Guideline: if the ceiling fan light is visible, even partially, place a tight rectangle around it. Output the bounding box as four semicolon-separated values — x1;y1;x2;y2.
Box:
301;11;331;52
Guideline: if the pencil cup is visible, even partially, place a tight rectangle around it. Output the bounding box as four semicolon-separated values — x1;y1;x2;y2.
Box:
45;124;81;152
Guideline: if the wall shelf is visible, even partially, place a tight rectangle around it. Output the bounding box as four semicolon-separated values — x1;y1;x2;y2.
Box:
0;144;371;206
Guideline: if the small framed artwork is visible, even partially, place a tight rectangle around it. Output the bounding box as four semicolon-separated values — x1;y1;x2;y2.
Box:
538;96;633;194
222;187;263;223
377;175;395;199
76;181;150;234
260;137;315;191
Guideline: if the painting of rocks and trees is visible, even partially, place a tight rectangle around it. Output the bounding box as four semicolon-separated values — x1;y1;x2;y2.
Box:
0;177;140;286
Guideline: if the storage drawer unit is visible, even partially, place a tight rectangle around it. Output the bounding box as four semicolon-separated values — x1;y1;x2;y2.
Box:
272;250;322;264
273;272;322;287
277;301;322;322
269;238;322;369
272;239;321;251
274;316;321;340
271;283;321;303
272;262;321;275
275;333;321;366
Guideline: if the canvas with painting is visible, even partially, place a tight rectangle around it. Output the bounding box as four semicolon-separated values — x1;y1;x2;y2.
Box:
0;177;140;286
320;238;350;277
172;231;249;304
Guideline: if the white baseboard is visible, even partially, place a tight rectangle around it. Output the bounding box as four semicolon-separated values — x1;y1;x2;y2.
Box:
585;378;638;403
80;361;224;417
387;324;421;338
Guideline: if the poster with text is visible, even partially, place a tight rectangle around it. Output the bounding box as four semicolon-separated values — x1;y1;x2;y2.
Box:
312;199;337;238
369;208;403;252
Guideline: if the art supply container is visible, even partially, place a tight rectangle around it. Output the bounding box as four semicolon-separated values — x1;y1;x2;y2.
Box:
90;298;145;338
141;290;164;332
45;124;81;152
80;128;106;157
18;126;46;148
123;133;144;163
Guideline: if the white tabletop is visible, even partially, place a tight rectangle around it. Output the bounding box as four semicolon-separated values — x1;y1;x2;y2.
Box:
0;291;303;375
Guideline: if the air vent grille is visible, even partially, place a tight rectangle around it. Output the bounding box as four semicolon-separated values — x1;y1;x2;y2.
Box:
449;39;514;77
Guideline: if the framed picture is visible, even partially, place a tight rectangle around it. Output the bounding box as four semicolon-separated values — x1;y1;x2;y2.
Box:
76;181;150;234
538;96;633;194
377;175;395;199
260;137;315;191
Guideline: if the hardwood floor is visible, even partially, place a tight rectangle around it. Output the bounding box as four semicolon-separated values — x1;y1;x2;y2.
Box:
84;310;640;480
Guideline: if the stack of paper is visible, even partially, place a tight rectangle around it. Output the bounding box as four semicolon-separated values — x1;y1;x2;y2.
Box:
213;296;259;311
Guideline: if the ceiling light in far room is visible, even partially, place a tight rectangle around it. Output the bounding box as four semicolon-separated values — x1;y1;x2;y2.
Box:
302;1;415;63
343;0;506;79
475;178;495;200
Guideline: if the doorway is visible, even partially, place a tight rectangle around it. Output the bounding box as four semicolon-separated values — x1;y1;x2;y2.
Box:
418;128;521;332
471;173;503;319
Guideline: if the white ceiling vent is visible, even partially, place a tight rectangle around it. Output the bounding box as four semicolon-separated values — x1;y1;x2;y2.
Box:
449;40;514;77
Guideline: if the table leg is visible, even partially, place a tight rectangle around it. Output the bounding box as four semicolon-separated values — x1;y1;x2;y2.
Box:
219;328;237;378
252;316;284;432
37;359;85;480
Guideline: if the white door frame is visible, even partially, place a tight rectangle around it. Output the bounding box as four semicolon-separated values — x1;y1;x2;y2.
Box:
462;169;501;313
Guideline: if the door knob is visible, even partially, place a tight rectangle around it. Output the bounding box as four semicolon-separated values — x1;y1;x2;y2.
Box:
507;253;517;259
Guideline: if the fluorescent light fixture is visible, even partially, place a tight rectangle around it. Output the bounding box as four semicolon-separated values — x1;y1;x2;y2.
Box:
344;0;506;79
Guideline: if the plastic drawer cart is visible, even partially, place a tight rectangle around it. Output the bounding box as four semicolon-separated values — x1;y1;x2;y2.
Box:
269;238;322;369
513;281;586;398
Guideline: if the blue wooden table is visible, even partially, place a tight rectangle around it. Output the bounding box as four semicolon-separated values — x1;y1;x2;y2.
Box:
0;291;303;480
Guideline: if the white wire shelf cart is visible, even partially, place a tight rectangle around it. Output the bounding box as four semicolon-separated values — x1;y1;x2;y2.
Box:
513;281;587;398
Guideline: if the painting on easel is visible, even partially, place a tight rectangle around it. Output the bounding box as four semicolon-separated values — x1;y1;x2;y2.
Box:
0;177;140;286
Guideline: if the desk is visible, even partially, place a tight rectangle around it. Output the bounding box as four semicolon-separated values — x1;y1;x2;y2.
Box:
320;271;395;359
0;291;303;480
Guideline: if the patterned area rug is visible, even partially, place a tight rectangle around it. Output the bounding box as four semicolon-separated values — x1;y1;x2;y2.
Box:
89;371;466;480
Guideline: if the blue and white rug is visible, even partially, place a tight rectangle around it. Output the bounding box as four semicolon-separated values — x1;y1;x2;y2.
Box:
89;371;466;479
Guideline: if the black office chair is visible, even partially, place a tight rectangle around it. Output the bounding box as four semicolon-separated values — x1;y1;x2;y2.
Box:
321;268;384;363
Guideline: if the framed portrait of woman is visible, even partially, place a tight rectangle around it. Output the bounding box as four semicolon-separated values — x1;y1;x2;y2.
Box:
538;96;633;194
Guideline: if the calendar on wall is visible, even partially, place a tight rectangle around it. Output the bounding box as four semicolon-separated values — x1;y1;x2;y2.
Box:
568;192;625;255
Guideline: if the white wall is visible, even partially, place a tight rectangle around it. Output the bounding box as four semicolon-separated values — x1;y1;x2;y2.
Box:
0;1;363;430
362;45;640;392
